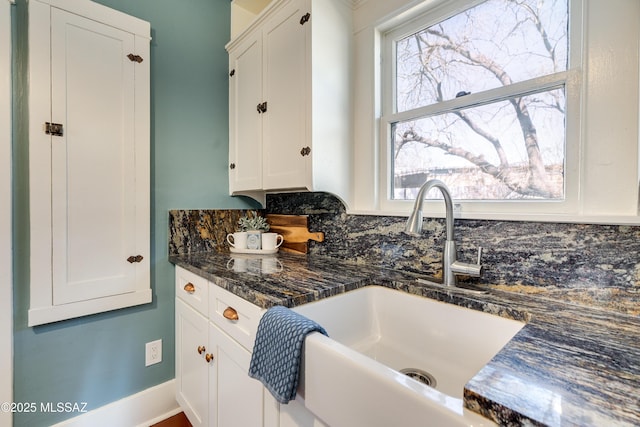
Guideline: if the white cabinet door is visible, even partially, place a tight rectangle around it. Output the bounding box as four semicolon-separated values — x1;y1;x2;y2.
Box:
227;0;352;204
50;7;138;304
229;31;263;193
210;322;264;427
28;0;151;326
176;267;268;427
176;299;211;427
262;0;309;190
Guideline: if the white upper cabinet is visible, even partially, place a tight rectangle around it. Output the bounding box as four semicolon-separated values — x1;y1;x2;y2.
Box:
229;31;264;195
227;0;353;206
28;0;151;326
261;1;309;191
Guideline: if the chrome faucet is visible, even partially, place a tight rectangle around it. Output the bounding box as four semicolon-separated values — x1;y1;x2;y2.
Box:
405;179;483;286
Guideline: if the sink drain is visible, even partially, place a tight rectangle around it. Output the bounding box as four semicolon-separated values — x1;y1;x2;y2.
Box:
400;368;437;388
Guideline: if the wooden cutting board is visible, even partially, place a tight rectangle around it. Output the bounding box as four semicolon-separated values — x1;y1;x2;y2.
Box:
266;214;324;254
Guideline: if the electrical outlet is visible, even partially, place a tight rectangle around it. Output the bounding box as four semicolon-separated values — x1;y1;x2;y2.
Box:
145;339;162;367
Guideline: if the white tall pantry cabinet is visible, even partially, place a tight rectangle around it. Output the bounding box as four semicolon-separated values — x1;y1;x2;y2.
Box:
227;0;353;205
28;0;151;326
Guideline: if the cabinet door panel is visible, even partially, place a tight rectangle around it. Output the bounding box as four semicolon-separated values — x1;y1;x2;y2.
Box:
176;299;210;427
210;323;264;427
230;34;263;192
262;1;309;190
50;8;137;304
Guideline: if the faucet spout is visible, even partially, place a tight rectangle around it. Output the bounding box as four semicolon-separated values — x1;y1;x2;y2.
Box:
405;179;454;240
405;179;482;286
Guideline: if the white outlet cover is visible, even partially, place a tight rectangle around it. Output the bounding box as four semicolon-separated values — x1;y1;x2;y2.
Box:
145;339;162;366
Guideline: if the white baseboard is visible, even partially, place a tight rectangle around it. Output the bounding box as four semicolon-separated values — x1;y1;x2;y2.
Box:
52;380;180;427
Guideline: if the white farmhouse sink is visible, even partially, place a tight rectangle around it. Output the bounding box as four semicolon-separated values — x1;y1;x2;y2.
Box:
293;285;524;427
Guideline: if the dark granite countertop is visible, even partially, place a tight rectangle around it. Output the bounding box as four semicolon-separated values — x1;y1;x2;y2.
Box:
170;251;640;427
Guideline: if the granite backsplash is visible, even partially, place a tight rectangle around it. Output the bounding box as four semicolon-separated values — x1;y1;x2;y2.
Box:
169;192;640;316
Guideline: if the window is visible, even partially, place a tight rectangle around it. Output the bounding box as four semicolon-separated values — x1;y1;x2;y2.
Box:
380;0;582;214
349;0;639;221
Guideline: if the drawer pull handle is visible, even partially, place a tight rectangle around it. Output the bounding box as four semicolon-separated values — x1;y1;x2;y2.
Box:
223;307;239;321
184;283;196;294
205;353;214;363
197;345;206;354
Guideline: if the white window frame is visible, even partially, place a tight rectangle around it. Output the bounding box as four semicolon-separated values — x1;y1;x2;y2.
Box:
349;0;640;224
380;0;581;216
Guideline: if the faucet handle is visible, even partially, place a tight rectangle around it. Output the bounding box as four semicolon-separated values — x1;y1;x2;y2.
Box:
450;246;484;278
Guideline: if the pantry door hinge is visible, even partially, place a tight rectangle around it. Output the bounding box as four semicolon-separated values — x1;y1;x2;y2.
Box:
229;69;235;77
300;12;310;25
44;122;64;137
127;53;144;63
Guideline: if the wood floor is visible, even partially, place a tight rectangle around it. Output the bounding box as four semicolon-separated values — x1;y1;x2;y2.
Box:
150;411;192;427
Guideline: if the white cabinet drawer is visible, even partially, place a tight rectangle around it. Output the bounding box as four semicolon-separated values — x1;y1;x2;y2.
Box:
175;266;209;316
209;284;264;351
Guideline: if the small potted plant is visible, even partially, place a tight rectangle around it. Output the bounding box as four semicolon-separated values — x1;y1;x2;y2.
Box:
237;214;270;250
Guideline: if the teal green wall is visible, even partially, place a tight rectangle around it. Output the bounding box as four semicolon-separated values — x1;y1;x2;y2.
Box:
12;1;256;425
